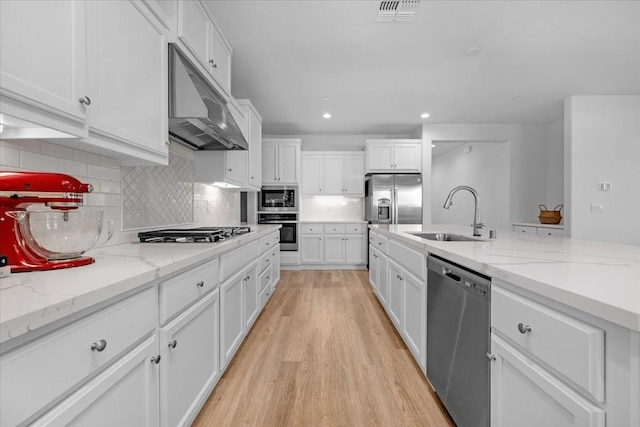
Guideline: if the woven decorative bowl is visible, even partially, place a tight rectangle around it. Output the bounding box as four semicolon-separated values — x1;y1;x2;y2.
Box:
538;204;563;224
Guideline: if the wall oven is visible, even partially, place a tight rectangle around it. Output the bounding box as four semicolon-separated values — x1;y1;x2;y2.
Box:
258;213;298;251
258;185;298;212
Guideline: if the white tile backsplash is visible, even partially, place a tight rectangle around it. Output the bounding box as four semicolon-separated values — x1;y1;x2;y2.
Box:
0;146;20;167
300;196;364;221
20;150;58;171
73;149;101;165
58;158;89;177
40;142;74;160
193;183;240;225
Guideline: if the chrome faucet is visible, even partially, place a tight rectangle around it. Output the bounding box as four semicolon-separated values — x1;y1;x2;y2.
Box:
443;185;485;236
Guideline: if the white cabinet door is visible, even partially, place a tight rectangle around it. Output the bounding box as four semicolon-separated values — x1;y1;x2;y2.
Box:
343;154;365;195
32;337;159;427
220;270;245;370
402;270;426;367
161;290;219;427
491;336;605;427
324;235;345;264
176;0;209;72
387;260;403;329
393;143;421;171
0;0;87;125
369;246;378;292
262;143;278;184
377;252;389;307
87;0;167;159
243;262;260;331
272;244;281;287
367;143;394;171
323;155;345;194
278;143;300;184
225;151;248;185
240;101;262;189
302;154;323;195
300;234;323;264
344;234;367;264
208;25;231;92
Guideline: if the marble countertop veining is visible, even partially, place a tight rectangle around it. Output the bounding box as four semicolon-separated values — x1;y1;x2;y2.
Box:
371;224;640;332
0;225;281;344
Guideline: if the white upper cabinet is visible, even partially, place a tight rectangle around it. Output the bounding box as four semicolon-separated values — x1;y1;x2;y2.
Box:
262;139;301;185
86;0;168;163
176;0;232;94
301;152;364;196
365;139;422;173
238;99;262;189
0;0;87;135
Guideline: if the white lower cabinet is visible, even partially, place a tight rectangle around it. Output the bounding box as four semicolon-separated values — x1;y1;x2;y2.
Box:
160;289;219;427
401;270;426;368
220;269;245;370
32;336;159;427
300;223;367;268
243;262;260;331
387;260;404;329
300;233;324;264
324;234;345;264
491;335;604;427
271;244;281;287
368;246;379;292
377;252;389;307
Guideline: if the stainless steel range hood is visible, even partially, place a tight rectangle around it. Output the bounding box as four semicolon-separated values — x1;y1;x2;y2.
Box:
168;44;248;150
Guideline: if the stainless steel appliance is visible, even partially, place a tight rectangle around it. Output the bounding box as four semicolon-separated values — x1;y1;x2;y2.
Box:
258;185;298;212
364;174;422;224
258;213;297;251
168;44;248;151
427;254;491;427
138;226;251;243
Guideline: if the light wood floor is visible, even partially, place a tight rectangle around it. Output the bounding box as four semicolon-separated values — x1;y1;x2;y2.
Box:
193;270;455;427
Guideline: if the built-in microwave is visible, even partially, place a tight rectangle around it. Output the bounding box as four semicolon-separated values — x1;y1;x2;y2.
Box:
258;185;298;212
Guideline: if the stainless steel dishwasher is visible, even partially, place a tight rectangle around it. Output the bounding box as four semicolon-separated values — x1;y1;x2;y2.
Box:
427;254;491;427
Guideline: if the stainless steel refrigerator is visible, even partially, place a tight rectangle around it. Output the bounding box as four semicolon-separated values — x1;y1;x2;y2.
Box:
365;174;422;224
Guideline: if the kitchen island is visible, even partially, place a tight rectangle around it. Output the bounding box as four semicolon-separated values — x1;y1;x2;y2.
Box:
369;224;640;427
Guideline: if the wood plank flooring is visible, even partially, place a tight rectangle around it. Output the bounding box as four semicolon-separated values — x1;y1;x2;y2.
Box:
193;270;455;427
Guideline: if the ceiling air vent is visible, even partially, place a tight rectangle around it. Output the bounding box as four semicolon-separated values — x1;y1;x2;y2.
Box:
377;1;422;22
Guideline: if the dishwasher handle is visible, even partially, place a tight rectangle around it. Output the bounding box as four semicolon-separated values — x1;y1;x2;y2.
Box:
444;269;461;282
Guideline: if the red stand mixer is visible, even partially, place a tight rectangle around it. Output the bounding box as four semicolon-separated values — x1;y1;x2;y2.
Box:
0;171;99;272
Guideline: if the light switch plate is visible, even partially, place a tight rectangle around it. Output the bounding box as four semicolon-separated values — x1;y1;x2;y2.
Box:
591;204;604;213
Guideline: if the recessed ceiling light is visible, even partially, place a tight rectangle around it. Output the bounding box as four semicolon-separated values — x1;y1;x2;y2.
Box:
511;96;522;101
431;144;436;148
464;46;482;56
420;113;430;119
321;96;329;101
322;113;331;119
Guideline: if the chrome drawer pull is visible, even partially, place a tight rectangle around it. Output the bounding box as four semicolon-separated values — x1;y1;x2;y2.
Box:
151;355;161;364
196;281;204;287
486;353;496;361
168;340;177;349
517;323;532;334
91;339;107;352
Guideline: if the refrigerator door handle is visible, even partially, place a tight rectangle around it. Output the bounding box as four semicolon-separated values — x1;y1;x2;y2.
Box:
392;188;397;225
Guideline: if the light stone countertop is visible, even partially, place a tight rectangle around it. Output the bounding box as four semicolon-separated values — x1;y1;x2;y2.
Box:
0;225;281;345
512;222;565;229
371;224;640;332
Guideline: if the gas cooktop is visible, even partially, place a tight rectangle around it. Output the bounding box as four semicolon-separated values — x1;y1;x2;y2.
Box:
138;226;251;243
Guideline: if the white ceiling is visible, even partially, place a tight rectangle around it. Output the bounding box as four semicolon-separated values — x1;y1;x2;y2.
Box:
206;1;640;136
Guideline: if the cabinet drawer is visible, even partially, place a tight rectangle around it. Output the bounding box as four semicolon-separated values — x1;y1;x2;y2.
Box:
389;239;424;279
368;231;378;247
259;235;275;254
259;265;272;293
159;258;219;323
300;223;323;234
259;281;273;309
537;227;565;237
345;223;367;234
220;240;259;282
375;234;389;254
324;224;346;234
492;286;605;402
513;225;535;234
259;250;271;273
270;232;280;246
0;288;155;427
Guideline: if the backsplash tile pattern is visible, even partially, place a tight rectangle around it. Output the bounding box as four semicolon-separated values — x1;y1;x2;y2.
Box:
194;183;240;225
122;148;193;229
0;139;123;245
300;196;364;221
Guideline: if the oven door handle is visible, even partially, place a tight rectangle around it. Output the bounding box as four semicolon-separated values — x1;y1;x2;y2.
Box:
259;221;298;224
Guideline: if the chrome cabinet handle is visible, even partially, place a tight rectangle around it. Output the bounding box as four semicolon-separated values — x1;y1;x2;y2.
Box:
168;340;177;349
517;323;532;334
196;281;204;287
91;339;107;352
228;168;232;172
208;59;218;69
151;355;161;364
267;276;270;279
486;353;496;361
79;96;91;105
266;258;270;262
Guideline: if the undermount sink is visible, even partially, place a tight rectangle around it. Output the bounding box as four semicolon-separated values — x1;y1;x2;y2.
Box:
409;232;484;242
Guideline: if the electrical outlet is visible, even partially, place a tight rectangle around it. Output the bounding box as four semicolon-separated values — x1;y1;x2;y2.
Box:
591;204;604;214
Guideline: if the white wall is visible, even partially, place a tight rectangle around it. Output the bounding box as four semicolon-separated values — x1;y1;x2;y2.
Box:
420;124;548;227
565;95;640;245
431;142;511;231
545;119;564;210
